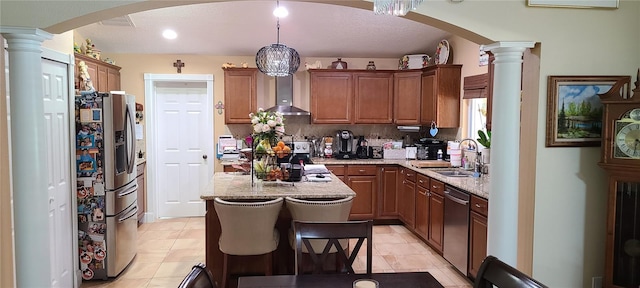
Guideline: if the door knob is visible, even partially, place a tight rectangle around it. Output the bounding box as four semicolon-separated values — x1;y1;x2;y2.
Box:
202;154;208;159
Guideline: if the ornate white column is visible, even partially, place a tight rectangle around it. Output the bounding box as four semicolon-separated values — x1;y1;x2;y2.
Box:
481;41;535;266
0;27;52;288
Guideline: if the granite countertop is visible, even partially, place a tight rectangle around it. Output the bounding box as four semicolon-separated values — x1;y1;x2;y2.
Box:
200;172;356;200
310;158;490;199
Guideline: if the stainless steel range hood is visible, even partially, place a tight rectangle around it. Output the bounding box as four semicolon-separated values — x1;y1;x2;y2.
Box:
265;75;311;116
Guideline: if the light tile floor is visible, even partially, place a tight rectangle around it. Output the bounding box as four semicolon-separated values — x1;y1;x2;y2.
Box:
81;217;472;288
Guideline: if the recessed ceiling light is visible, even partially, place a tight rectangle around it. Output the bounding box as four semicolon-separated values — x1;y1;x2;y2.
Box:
273;6;288;18
162;29;177;40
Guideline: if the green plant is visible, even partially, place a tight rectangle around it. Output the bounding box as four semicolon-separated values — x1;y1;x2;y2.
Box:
477;130;491;149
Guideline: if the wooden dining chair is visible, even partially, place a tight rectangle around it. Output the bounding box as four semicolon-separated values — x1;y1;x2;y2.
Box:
474;255;548;288
177;263;217;288
293;220;373;275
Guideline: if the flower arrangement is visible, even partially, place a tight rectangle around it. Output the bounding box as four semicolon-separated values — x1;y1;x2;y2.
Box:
250;108;285;144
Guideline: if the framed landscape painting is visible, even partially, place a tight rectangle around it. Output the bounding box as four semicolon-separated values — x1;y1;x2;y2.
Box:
546;75;628;147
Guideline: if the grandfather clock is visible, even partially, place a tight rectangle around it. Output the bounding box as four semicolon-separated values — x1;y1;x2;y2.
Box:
598;70;640;288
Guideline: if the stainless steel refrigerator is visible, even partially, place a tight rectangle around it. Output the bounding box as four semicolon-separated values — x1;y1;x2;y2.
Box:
75;91;138;280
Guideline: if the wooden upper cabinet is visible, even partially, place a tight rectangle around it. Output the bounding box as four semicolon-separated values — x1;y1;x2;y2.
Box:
224;68;258;124
309;70;353;124
420;65;462;128
107;67;121;92
75;53;120;92
353;72;393;124
393;70;422;125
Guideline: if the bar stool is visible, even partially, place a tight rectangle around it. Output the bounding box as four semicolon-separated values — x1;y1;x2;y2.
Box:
285;196;353;273
214;197;283;288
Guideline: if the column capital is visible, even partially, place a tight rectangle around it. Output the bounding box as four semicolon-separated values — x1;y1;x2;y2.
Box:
0;27;52;42
481;41;536;53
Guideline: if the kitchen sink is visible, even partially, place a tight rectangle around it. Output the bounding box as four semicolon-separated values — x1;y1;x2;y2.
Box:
433;170;475;177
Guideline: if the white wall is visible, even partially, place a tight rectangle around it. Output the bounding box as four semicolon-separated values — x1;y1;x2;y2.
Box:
1;1;639;287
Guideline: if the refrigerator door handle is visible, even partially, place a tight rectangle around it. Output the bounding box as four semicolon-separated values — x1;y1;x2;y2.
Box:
117;183;138;198
125;104;136;174
118;204;138;223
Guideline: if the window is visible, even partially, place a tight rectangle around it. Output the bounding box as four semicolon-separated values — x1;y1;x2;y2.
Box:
465;98;487;148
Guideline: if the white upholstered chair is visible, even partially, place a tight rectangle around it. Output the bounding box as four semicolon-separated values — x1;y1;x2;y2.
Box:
214;197;283;288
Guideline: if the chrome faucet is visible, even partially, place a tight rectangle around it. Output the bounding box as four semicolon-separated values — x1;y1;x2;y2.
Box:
459;138;481;172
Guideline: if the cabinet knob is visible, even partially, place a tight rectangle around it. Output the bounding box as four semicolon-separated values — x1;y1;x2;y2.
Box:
359;169;365;173
419;180;424;184
475;204;484;208
202;154;208;159
427;192;431;196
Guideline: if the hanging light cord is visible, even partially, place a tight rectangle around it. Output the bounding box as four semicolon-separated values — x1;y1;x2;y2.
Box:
276;0;281;45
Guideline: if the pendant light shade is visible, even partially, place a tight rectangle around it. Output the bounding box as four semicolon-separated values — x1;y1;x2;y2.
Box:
256;1;300;77
256;43;300;77
373;0;424;16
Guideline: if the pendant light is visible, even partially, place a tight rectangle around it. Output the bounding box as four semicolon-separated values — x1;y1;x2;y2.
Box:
255;0;300;77
373;0;425;16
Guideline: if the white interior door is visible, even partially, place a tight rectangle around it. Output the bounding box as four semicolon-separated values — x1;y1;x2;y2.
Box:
156;82;210;218
42;57;73;287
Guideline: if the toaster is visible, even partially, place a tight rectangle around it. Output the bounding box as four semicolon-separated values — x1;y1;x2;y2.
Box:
370;146;383;159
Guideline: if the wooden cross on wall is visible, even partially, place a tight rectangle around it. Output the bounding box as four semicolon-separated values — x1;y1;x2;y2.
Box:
173;60;185;73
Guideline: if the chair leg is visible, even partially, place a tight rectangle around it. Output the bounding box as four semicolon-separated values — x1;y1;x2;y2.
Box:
265;251;273;276
221;253;229;288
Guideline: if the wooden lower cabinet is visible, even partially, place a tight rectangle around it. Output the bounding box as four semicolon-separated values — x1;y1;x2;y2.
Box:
414;174;430;240
398;168;416;228
427;179;445;253
469;195;489;279
378;166;399;218
346;165;377;220
136;162;146;223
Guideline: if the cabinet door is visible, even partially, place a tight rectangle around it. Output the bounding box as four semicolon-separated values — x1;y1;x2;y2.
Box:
469;210;488;279
420;65;462;128
136;163;146;223
378;166;398;218
415;185;429;240
107;67;121;92
310;71;352;124
97;65;108;92
83;61;99;91
394;71;422;125
353;72;393;124
347;175;376;220
428;193;444;253
486;52;495;131
224;68;257;124
420;72;436;125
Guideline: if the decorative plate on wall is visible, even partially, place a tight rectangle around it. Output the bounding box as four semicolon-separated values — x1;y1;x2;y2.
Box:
435;40;450;65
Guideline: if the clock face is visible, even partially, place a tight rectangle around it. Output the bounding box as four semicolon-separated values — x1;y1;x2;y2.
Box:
615;121;640;159
630;108;640;121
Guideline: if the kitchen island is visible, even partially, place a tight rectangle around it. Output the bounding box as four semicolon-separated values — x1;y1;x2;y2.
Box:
201;172;356;287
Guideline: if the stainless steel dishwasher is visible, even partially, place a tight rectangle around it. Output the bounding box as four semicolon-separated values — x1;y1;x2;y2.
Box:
443;185;470;275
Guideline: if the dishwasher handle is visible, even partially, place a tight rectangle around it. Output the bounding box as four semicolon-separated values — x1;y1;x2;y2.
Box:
444;191;469;205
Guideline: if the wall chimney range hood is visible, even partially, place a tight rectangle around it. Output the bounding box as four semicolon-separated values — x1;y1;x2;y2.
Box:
265;75;311;116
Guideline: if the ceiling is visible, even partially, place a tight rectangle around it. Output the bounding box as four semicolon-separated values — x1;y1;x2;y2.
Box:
73;1;451;59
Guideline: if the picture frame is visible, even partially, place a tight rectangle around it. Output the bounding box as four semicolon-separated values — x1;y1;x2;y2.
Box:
527;0;618;9
546;75;629;147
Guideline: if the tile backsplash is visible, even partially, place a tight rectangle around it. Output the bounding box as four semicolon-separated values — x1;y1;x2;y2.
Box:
226;117;458;148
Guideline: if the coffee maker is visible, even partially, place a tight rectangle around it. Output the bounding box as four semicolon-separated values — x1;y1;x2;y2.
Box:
335;130;356;159
416;138;448;160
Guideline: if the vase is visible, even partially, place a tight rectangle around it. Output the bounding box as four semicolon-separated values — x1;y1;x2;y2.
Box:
481;148;490;164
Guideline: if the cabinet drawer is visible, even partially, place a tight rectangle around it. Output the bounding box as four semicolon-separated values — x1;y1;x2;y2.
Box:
416;174;430;189
430;179;444;195
471;195;488;216
325;165;346;176
347;165;377;176
402;169;417;183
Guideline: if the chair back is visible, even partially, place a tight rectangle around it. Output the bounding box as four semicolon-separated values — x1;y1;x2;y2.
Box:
177;263;217;288
474;255;548;288
214;197;283;256
285;196;353;253
293;220;373;275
